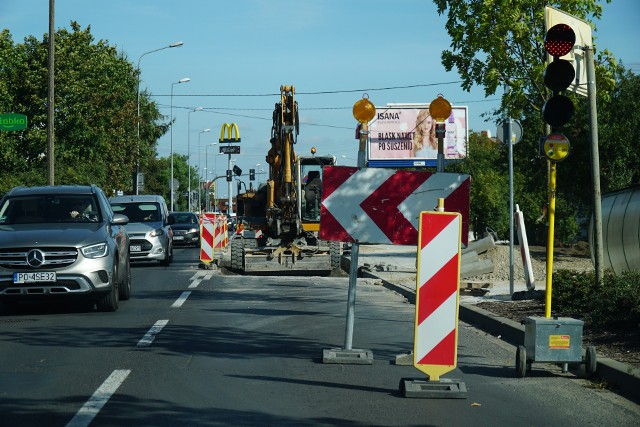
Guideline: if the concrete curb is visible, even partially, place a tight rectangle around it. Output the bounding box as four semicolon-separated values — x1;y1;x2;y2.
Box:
349;259;640;403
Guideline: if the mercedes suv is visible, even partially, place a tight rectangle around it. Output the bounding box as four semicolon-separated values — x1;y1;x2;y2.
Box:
0;185;130;312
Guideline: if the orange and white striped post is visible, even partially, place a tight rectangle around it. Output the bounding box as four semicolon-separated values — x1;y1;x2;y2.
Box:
414;210;462;381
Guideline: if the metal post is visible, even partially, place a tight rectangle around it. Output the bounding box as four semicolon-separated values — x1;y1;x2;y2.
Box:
170;83;175;211
585;46;604;284
344;122;368;350
47;0;55;185
545;162;557;318
505;116;514;295
227;154;234;216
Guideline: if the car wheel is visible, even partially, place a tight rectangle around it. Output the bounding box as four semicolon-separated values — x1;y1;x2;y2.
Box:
119;256;131;301
97;266;119;312
161;244;171;266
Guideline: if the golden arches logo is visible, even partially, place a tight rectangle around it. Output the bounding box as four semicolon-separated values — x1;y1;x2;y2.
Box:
219;123;241;143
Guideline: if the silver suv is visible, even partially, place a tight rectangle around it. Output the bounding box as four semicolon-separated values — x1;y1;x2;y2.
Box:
0;185;130;312
109;195;174;266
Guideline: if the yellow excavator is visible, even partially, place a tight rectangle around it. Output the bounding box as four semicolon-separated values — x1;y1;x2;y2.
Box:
231;85;341;274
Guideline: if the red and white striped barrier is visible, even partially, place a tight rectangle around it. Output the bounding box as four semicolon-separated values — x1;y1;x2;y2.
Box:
515;204;535;291
414;211;462;381
199;213;216;263
213;215;228;249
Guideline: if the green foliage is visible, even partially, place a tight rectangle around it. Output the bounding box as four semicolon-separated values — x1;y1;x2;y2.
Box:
0;22;167;194
436;1;640;246
553;270;640;328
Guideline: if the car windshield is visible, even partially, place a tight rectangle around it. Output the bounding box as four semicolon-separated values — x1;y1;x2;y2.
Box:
111;202;161;223
0;195;101;224
170;213;198;224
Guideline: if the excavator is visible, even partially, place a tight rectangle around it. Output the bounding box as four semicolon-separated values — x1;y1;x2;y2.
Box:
230;85;341;274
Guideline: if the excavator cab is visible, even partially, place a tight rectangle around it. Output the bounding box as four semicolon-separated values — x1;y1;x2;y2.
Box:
298;155;335;230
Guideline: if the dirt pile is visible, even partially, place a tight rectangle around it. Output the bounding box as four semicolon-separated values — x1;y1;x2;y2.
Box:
470;241;594;283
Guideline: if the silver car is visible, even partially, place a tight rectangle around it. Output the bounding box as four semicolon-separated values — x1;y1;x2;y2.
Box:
109;195;174;266
0;185;130;312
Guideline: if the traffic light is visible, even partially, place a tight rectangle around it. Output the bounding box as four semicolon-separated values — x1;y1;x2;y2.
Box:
233;164;242;177
226;169;232;182
249;168;255;181
542;23;576;130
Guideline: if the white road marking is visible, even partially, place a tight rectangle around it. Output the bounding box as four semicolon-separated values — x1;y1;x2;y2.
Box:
188;278;202;289
66;369;131;427
137;319;169;347
171;291;191;307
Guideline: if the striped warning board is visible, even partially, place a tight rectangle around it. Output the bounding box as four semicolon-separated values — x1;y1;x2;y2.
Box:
199;213;216;263
414;211;462;381
213;215;228;249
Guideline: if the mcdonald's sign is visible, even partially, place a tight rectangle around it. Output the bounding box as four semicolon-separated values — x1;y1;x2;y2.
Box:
219;123;241;143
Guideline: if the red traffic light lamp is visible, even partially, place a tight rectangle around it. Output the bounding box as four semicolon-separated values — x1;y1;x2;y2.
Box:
542;23;576;130
544;23;575;57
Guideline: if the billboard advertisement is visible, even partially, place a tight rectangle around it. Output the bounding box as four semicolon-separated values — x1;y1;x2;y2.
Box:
368;105;468;167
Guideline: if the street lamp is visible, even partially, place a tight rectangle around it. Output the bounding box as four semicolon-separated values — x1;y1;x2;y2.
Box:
198;129;211;182
170;77;190;211
187;107;204;211
136;41;183;195
204;142;218;212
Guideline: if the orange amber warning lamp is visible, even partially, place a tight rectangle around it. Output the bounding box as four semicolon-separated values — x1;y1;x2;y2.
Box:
352;94;376;124
429;94;452;121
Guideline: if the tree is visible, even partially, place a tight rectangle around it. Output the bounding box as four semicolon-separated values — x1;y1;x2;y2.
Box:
433;0;640;245
0;22;167;193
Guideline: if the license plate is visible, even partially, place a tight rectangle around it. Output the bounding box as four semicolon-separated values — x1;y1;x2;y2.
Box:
13;271;56;284
130;245;142;252
173;236;184;240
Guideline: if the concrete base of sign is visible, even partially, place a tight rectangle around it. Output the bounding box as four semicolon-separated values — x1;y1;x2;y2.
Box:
198;261;215;270
399;378;467;399
322;348;373;365
394;351;413;366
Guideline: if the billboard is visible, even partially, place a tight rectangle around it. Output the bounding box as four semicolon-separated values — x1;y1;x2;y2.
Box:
368;105;468;167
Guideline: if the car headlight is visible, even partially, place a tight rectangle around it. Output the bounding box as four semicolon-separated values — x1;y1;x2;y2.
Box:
150;228;164;237
82;242;109;258
188;227;198;234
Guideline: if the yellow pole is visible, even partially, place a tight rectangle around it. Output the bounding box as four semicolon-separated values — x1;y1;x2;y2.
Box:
545;162;557;318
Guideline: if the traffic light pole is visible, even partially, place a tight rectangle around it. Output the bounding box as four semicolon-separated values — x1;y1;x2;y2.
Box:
585;46;604;283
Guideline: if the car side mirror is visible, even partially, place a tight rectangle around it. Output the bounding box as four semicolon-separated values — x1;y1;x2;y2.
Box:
167;215;175;226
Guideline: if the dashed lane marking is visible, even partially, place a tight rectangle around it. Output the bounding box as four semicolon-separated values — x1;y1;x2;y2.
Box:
65;369;131;427
171;291;191;308
137;319;169;347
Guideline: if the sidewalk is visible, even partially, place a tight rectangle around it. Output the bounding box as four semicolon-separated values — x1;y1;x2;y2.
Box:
345;243;640;404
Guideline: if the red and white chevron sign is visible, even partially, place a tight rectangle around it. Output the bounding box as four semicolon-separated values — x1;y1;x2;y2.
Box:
319;166;470;245
414;211;461;381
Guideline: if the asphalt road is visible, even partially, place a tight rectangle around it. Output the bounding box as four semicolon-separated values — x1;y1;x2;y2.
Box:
0;247;638;426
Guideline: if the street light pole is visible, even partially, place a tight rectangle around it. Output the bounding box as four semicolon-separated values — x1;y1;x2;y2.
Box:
170;77;190;212
187;107;203;211
136;41;183;195
205;143;217;212
197;129;211;211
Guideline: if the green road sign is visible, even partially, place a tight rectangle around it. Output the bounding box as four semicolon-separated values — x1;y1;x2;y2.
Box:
0;114;28;131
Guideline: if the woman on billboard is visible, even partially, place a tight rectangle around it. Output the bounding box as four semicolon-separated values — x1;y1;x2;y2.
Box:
412;109;437;158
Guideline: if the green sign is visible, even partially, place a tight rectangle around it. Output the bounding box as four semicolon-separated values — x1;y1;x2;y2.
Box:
0;113;28;131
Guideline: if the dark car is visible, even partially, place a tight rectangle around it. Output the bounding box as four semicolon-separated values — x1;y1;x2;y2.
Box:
169;212;200;247
0;185;130;312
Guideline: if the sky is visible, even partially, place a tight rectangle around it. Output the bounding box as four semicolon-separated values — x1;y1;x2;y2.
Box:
1;0;639;191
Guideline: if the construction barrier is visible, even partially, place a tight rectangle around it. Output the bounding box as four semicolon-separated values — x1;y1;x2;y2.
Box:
213;214;228;250
414;210;462;381
199;213;216;264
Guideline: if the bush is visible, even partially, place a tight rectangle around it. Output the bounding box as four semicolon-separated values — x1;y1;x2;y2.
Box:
553;269;640;328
